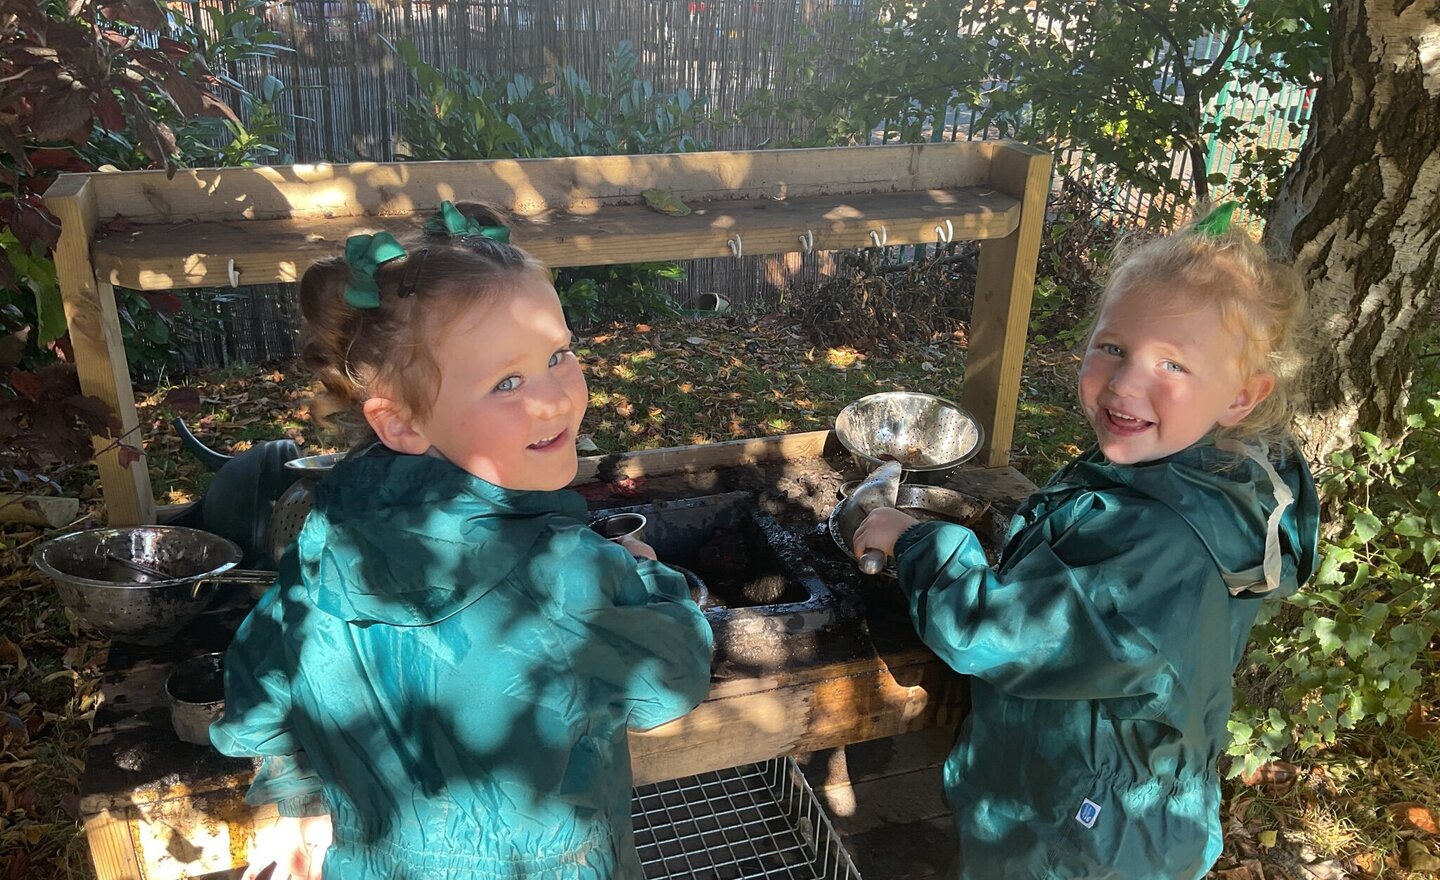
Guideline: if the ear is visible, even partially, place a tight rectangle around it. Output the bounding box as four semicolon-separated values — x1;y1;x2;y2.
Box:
363;397;432;455
1217;372;1276;427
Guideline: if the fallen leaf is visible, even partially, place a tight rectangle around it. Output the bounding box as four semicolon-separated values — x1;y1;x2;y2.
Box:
1406;839;1440;872
1406;702;1439;739
1390;802;1440;836
163;386;202;412
1352;851;1380;876
576;434;599;453
1213;860;1265;880
641;188;692;216
1258;829;1277;849
0;637;25;672
1242;760;1300;789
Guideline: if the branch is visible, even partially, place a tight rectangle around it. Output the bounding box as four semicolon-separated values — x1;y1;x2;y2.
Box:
0;423;143;519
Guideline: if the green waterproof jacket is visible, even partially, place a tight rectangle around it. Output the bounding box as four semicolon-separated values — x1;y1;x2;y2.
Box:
211;450;714;880
892;438;1318;879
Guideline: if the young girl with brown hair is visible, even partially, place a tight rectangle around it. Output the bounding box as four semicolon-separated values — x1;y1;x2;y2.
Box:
212;203;713;880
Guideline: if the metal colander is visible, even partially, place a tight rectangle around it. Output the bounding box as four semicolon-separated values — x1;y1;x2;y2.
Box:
266;452;346;563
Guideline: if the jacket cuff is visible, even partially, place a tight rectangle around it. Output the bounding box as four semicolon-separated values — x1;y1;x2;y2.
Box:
894;519;943;559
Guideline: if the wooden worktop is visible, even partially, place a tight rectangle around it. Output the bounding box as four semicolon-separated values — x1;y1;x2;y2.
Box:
77;436;1035;880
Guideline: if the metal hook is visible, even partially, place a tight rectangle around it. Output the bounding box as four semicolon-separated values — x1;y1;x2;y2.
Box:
226;258;240;288
727;234;743;259
868;226;889;248
935;218;954;245
799;229;815;255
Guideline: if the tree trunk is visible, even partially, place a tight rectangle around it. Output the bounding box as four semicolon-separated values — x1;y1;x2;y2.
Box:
1264;0;1440;465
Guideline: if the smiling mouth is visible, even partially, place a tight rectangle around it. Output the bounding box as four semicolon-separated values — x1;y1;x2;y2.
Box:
528;429;569;450
1103;408;1154;434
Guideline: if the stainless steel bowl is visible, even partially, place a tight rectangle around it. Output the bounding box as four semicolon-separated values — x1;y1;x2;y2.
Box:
834;391;983;483
34;526;244;645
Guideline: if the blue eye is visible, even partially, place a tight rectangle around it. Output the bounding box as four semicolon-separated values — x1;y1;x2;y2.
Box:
1162;361;1187;374
1100;343;1122;357
549;349;572;368
494;376;520;393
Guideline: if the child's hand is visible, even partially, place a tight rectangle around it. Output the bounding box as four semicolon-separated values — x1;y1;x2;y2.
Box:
619;535;658;560
853;508;920;562
245;814;332;880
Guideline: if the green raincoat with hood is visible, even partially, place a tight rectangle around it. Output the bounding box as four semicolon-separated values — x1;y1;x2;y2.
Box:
891;438;1318;879
211;450;714;880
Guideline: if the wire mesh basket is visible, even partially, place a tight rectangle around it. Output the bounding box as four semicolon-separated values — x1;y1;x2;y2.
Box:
631;757;863;880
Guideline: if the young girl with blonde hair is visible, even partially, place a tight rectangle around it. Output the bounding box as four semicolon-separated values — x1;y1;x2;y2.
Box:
854;203;1320;879
212;202;714;880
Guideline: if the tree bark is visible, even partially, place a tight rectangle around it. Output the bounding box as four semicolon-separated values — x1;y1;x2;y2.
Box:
1264;0;1440;465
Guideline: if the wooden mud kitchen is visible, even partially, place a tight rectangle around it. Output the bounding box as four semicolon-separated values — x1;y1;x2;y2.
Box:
47;141;1052;879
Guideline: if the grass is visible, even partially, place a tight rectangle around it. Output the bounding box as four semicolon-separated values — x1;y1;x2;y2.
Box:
2;313;1435;879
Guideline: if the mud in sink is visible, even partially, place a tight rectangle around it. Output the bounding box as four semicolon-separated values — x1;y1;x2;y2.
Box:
589;491;856;670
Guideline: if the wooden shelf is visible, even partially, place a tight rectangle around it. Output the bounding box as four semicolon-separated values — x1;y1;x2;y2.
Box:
48;140;1052;525
92;187;1018;290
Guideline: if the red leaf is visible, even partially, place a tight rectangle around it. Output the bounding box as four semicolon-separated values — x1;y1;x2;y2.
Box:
9;370;42;400
117;443;144;468
94;90;127;132
98;213;136;234
26;147;94;174
163;386;202;412
141;290;182;316
0;197;62;252
64;393;122;437
5;847;28;880
28;84;93;142
100;0;165;30
157;37;192;61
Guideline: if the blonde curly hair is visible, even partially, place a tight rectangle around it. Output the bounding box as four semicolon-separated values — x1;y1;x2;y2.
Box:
1092;206;1310;444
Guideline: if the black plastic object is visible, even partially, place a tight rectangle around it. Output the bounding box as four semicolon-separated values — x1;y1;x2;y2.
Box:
162;418;303;570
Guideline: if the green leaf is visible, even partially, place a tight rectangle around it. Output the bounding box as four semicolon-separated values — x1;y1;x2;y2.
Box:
1312;617;1341;655
1352;511;1383;544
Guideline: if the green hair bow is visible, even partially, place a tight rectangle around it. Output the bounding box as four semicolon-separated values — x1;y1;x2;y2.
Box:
343;232;408;309
1193;202;1238;237
425;200;511;243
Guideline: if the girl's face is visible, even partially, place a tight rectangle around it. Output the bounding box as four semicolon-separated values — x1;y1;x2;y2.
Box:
397;278;588;491
1078;285;1273;465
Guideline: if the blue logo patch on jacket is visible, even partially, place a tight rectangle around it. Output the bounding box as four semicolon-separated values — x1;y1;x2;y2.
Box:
1075;798;1101;829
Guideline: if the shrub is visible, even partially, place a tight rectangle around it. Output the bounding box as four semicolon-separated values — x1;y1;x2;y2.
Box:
1229;381;1440;777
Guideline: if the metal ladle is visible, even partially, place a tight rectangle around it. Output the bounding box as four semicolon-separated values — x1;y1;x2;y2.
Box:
106;553;276;597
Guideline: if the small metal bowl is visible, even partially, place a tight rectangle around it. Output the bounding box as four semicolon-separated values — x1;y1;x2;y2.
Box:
835;391;983;484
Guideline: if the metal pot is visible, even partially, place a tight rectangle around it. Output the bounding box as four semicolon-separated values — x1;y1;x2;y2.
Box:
33;526;275;645
165;652;226;746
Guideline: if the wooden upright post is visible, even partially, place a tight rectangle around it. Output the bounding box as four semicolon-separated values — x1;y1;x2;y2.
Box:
963;144;1053;469
47;176;155;525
